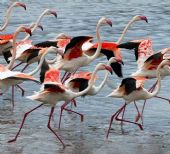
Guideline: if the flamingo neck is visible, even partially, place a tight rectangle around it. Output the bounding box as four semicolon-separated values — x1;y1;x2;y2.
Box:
72;65;99;98
6;29;21;70
87;23;101;62
117;18;135;44
0;4;15;31
23;11;47;41
28;48;61;75
94;60;116;93
147;63;162;98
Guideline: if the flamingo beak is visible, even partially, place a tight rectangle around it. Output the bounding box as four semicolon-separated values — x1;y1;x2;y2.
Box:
106;19;112;27
105;66;113;74
37;25;44;31
139;16;148;23
24;28;32;36
116;58;124;65
50;11;57;18
16;2;26;10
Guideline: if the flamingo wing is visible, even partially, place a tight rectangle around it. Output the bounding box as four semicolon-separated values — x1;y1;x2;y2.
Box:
34;41;57;48
57;39;71;49
117;41;140;61
44;69;61;83
63;36;93;60
0;40;10;45
40;60;50;83
44;83;65;93
142;52;163;70
24;48;41;62
0;70;21;80
133;76;147;88
0;34;13;40
8;73;40;84
120;77;137;95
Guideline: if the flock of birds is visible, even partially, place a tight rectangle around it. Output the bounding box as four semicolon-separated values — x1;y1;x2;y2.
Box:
0;2;170;148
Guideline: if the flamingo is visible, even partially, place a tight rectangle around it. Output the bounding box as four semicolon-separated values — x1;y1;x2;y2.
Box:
0;46;63;107
57;57;122;128
106;58;170;138
22;9;57;41
51;17;112;83
8;62;113;147
0;26;32;104
118;40;170;121
83;15;148;77
0;2;26;32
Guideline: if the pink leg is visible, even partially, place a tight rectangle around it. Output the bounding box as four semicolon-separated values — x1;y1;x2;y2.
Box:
134;101;142;123
47;107;65;147
58;101;70;129
120;104;126;127
106;104;126;138
154;95;170;102
115;105;143;131
71;99;77;107
11;86;15;108
8;103;43;143
11;62;23;71
16;85;25;96
61;72;69;83
64;107;84;122
21;64;29;72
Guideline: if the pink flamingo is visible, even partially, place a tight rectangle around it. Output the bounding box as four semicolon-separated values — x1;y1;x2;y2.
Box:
8;62;112;147
106;58;170;138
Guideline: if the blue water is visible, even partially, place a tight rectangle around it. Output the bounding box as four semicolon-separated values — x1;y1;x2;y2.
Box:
0;0;170;154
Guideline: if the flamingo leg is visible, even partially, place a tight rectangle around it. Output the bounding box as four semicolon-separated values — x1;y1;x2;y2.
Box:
61;72;70;83
115;105;143;131
64;107;84;122
154;95;170;102
106;103;126;138
58;101;70;129
47;107;65;147
11;62;23;71
21;64;29;72
16;85;25;96
11;86;15;108
8;103;43;143
71;99;77;107
120;104;126;127
134;101;142;123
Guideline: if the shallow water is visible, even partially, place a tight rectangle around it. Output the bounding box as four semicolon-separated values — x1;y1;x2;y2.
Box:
0;0;170;154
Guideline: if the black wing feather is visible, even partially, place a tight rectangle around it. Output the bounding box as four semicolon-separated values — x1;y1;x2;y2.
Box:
40;59;50;83
117;42;140;61
120;77;136;95
34;41;57;48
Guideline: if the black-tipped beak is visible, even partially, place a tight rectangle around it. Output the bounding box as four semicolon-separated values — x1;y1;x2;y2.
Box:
37;25;43;31
17;2;26;10
140;16;148;23
105;66;113;74
106;19;112;27
50;11;57;18
25;28;32;36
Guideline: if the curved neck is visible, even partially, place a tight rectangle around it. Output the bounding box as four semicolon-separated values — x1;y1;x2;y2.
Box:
23;11;47;41
87;23;102;61
6;28;21;70
28;49;60;75
0;4;15;31
147;64;162;98
72;66;99;98
94;71;109;94
117;18;135;44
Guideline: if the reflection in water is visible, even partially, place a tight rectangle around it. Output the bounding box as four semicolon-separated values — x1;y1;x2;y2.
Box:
0;0;170;154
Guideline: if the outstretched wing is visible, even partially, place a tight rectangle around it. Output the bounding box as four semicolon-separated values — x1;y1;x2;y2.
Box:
142;52;163;70
63;36;93;60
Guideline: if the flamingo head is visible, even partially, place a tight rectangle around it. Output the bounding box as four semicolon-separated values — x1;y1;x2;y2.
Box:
109;57;124;65
14;2;26;10
45;9;57;18
98;17;112;27
29;23;44;31
133;15;148;23
20;27;32;36
98;64;113;74
55;33;71;39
